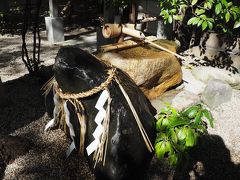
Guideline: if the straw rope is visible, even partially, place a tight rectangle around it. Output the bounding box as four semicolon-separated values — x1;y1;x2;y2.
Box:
55;68;116;99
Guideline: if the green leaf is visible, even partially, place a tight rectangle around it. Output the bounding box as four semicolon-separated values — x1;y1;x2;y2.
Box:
231;7;240;13
170;129;178;144
177;128;187;141
195;8;205;15
194;110;203;125
204;2;208;9
225;11;230;22
202;109;214;128
208;18;214;22
168;154;179;167
197;19;203;27
162;118;170;129
187;17;199;25
207;2;212;9
232;12;237;20
193;17;200;25
168;15;173;24
234;21;240;29
221;0;228;7
227;2;233;7
207;21;213;30
160;10;169;18
155;141;165;159
182;105;201;119
170;9;177;13
200;14;207;20
223;28;228;33
191;0;198;6
215;3;222;15
185;128;196;147
156;116;164;131
168;117;190;128
165;141;174;155
202;21;208;31
155;141;173;159
155;133;168;143
170;106;178;116
191;124;207;134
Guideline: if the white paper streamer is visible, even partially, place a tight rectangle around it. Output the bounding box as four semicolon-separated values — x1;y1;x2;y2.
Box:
95;90;109;110
45;89;59;131
66;141;76;157
64;101;75;138
64;101;76;157
44;118;55;131
86;90;109;156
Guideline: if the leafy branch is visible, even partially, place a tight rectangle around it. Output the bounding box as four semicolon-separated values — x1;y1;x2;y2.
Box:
159;0;240;33
154;104;214;167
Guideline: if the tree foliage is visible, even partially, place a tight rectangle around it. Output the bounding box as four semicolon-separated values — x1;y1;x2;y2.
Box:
159;0;240;33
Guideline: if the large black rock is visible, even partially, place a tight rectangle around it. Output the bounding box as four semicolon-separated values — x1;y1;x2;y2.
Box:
45;47;156;180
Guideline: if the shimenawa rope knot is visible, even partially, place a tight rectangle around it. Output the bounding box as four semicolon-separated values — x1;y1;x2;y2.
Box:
55;68;116;99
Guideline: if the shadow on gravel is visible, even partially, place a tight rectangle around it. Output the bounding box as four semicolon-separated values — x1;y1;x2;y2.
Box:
145;135;240;180
174;135;240;180
0;65;53;135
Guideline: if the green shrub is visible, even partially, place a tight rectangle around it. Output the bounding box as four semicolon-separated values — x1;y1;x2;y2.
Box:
159;0;240;33
155;104;214;167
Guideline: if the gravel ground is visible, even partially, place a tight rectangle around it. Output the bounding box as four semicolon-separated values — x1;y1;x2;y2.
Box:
209;89;240;163
5;114;95;180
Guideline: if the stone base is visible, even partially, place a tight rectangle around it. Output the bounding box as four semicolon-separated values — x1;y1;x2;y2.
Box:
45;17;64;44
98;39;182;99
